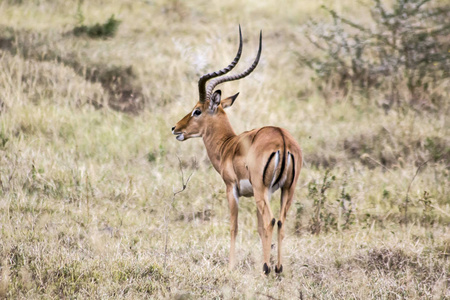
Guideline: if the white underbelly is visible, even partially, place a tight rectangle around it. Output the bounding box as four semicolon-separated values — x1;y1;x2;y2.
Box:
238;179;253;197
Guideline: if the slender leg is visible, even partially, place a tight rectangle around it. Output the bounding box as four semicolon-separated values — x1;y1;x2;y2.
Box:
275;188;294;274
255;189;275;275
226;186;239;270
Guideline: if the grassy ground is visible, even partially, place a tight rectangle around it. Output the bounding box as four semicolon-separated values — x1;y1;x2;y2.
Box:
0;0;449;298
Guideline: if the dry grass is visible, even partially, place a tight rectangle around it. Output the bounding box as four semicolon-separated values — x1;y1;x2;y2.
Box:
0;0;449;298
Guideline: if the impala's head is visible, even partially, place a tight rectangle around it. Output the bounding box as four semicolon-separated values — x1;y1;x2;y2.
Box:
172;26;262;141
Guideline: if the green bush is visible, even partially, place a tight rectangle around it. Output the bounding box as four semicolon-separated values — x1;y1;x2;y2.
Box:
299;0;450;108
308;170;336;234
73;14;121;39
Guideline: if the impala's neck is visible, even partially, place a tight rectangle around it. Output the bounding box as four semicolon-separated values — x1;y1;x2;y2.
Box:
202;112;236;173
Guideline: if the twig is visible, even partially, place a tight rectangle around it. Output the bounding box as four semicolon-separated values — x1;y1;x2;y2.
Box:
163;156;195;270
85;173;90;223
255;292;280;300
430;204;450;217
3;154;18;192
404;159;431;226
173;156;194;196
360;153;395;175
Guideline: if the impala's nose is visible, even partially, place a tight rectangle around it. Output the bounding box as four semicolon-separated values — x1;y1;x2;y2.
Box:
171;126;175;132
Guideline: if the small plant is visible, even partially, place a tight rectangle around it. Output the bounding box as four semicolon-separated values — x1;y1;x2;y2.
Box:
404;159;431;225
339;175;354;230
418;191;435;226
299;0;450;108
308;170;336;234
73;14;121;39
75;1;85;26
294;202;304;233
0;131;8;149
424;136;450;162
147;152;156;162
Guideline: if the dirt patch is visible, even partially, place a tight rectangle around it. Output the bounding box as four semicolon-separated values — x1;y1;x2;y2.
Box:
177;209;213;222
306;128;449;168
0;37;14;52
62;60;145;113
356;248;410;272
350;247;446;286
0;25;145;113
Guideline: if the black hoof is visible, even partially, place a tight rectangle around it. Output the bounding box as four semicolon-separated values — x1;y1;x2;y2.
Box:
263;263;271;275
275;264;283;274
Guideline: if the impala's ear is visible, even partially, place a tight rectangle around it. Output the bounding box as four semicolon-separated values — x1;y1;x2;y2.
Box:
221;92;239;109
209;90;222;112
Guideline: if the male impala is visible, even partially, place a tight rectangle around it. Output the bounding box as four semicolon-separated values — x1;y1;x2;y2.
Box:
172;27;302;275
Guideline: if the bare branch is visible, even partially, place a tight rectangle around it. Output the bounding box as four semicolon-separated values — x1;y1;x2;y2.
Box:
255;292;280;300
164;156;195;271
404;158;432;226
173;156;195;196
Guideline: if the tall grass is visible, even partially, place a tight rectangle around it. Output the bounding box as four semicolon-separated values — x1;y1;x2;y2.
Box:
0;0;448;298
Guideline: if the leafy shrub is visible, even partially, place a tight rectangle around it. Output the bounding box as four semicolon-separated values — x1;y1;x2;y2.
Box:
339;175;354;230
299;0;450;108
418;191;435;226
74;14;121;39
0;131;8;149
308;170;336;234
306;171;356;234
294;202;304;233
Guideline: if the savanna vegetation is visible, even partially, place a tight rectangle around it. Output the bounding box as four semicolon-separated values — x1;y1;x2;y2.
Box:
0;0;448;298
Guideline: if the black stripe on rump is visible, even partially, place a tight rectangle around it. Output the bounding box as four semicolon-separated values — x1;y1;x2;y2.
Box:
273;129;286;186
288;153;296;188
262;151;276;184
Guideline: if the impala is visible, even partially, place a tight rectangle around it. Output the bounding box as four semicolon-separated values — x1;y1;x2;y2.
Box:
172;27;302;275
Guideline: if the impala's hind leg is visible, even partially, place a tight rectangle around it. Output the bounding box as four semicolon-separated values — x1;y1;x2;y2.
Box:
255;188;275;275
275;187;295;274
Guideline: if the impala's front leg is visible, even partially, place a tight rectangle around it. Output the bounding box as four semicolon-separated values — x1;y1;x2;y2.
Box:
226;185;239;270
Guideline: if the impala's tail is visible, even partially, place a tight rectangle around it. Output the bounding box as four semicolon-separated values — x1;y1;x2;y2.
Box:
261;129;296;190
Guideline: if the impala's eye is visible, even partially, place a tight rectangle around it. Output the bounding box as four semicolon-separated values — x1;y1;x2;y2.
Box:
192;109;202;117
